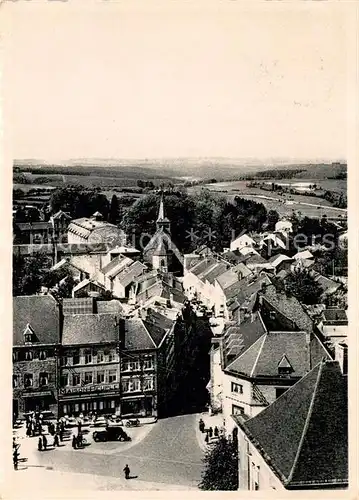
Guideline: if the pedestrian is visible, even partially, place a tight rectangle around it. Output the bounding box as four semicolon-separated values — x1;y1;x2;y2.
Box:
38;437;43;451
53;433;60;447
72;435;77;449
214;426;219;437
42;434;47;450
198;418;204;432
123;464;130;480
205;433;209;444
59;429;64;442
26;425;31;438
77;432;83;448
209;427;213;438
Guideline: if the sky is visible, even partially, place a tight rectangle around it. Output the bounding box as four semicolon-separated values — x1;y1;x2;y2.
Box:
4;1;350;162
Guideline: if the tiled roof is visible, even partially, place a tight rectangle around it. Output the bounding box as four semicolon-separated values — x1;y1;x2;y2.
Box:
201;262;229;284
267;254;292;266
322;309;347;322
216;269;240;291
62;314;120;345
101;255;133;277
223;313;267;365
235;361;348;489
189;257;216;277
13;295;60;346
226;330;330;378
259;284;313;333
124;318;156;351
234;274;272;305
63;297;95;315
73;279;105;293
17;222;53;231
97;300;124;315
115;261;147;287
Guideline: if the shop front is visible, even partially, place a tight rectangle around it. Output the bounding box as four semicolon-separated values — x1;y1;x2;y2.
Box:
58;383;121;417
20;390;58;418
120;395;156;417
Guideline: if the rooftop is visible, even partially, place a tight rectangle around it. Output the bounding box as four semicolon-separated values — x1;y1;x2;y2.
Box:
13;295;61;346
62;314;120;345
233;361;348;489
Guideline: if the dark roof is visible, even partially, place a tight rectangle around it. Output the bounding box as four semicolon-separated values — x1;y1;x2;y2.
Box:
62;314;119;345
234;274;272;305
13;295;60;346
116;261;147;287
144;319;169;347
201;262;229;284
322;308;347;323
223;313;267;364
234;361;348;489
259;284;314;333
226;330;330;378
124;318;156;351
62;297;95;315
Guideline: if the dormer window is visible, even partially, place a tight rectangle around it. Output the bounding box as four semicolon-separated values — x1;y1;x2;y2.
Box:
278;354;294;375
23;324;35;344
269;311;276;321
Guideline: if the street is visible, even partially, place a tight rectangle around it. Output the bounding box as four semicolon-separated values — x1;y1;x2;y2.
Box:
13;414;204;490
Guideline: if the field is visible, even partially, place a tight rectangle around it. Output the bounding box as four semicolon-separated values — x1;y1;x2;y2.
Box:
189;179;347;219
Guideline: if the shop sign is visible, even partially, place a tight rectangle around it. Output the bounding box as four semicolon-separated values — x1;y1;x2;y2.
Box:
59;383;119;395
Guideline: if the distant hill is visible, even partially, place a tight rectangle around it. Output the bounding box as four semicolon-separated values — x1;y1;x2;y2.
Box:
13;158;346;183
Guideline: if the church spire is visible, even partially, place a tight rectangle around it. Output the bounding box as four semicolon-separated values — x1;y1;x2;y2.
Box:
156;194;171;233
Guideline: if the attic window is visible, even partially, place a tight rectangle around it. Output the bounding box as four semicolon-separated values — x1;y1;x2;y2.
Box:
23;324;35;344
269;311;276;320
278;354;294;375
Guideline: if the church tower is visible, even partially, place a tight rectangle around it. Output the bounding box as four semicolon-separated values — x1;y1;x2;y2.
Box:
156;195;171;234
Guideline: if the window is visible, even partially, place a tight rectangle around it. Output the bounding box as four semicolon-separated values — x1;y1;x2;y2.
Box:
72;374;81;386
231;382;243;394
85;352;92;364
84;372;93;385
25;351;33;361
39;372;48;387
143;357;154;370
24;334;32;344
13;352;19;362
13;375;19;388
232;404;245;416
122;360;141;372
98;401;104;410
24;373;33;388
81;403;86;412
108;370;117;383
108;352;115;363
97;352;104;363
143;377;154;391
122;378;140;393
93;401;97;410
110;400;116;409
74;403;80;413
73;353;80;365
60;375;68;387
38;351;47;361
97;372;105;384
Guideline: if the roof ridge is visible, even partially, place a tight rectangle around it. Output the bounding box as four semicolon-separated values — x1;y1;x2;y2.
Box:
226;333;266;373
286;361;324;485
250;333;267;377
141;318;159;348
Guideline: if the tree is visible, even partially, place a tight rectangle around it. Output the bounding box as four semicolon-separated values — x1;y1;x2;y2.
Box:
199;436;238;490
285;269;323;305
266;209;280;230
109;194;120;224
13;253;51;296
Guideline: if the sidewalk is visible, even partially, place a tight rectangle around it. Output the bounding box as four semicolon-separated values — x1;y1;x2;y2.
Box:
195;411;225;452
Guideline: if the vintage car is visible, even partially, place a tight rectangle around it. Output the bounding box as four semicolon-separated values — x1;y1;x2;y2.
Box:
92;426;131;442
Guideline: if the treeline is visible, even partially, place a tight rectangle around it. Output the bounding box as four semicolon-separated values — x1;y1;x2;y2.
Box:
122;190;270;252
245;169;306;180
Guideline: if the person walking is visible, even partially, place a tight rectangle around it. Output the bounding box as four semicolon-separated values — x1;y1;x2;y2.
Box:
42;434;47;451
123;464;130;480
214;426;219;437
38;437;43;451
209;427;213;438
59;428;64;442
72;434;77;450
13;448;19;470
53;433;60;447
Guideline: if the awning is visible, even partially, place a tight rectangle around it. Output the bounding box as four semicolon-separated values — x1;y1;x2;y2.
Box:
22;391;53;398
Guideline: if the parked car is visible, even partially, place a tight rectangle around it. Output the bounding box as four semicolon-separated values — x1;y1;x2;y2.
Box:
91;416;107;427
65;417;78;428
92;426;131;442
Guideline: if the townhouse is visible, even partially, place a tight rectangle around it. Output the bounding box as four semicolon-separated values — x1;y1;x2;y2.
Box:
13;295;61;419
